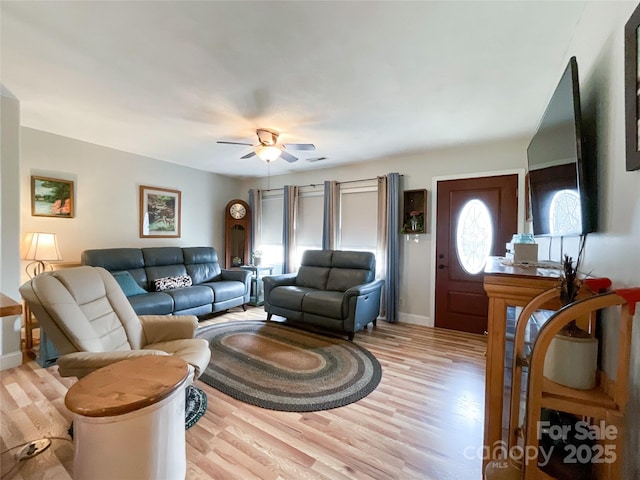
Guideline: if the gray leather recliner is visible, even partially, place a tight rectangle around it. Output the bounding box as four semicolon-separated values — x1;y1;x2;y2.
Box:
263;250;384;340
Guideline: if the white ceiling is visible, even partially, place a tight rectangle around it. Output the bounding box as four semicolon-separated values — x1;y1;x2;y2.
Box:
1;1;587;178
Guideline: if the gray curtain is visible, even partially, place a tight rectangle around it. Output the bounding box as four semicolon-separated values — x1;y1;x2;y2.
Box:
376;176;389;317
383;173;400;322
249;189;262;257
282;185;298;273
322;180;339;250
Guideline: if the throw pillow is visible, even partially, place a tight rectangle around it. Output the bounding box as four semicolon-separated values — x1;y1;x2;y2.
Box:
112;271;148;297
154;274;193;292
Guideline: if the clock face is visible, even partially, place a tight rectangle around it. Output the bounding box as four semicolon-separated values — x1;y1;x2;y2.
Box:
229;203;246;220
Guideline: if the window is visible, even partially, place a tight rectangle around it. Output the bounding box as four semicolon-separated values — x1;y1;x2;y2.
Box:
338;182;378;254
259;192;284;272
455;199;493;274
295;188;323;269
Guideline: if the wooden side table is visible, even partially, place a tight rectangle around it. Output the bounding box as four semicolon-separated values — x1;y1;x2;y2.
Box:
482;257;562;467
65;356;190;480
240;265;274;306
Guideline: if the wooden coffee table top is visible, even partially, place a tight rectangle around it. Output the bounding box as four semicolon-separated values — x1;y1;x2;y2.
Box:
65;356;189;417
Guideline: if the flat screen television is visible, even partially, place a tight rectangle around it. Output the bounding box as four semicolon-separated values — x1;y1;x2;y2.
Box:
527;56;596;237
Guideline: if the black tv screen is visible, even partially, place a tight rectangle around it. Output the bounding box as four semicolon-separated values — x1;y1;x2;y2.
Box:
527;56;596;236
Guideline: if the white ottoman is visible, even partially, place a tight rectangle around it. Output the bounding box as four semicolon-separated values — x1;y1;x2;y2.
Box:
65;356;190;480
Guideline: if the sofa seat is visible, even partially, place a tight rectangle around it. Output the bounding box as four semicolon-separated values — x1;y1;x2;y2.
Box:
301;290;344;319
264;250;384;340
204;280;246;303
268;286;317;310
128;292;174;315
165;285;214;315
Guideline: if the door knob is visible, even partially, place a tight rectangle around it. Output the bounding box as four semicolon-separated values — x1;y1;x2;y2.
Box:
438;264;447;269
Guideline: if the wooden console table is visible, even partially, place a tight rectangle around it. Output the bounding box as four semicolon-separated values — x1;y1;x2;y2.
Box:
483;257;564;465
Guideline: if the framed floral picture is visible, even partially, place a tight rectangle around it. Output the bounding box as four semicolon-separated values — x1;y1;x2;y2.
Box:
139;185;181;238
625;3;640;171
31;176;75;218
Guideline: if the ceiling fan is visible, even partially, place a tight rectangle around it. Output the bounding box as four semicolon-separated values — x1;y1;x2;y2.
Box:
217;128;315;163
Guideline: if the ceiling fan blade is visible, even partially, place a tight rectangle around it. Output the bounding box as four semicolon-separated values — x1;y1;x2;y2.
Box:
240;151;256;159
280;150;298;163
217;141;254;146
282;143;316;151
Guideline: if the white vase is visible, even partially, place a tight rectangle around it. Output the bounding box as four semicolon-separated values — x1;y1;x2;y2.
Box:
543;334;598;390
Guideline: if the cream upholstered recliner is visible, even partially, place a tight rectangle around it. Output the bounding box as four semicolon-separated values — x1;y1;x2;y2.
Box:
19;266;211;379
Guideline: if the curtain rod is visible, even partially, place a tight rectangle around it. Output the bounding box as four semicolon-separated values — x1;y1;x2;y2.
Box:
255;174;403;193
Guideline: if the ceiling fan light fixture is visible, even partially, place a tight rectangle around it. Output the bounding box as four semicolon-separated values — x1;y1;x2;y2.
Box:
256;145;281;162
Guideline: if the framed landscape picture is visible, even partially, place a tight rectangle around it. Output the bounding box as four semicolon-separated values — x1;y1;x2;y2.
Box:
31;176;75;218
139;185;181;238
625;3;640;171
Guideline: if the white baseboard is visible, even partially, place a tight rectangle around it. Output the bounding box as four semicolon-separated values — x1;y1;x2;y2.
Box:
0;351;23;371
397;312;432;327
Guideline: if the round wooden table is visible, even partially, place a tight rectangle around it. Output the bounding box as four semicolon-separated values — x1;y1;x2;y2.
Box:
65;355;190;480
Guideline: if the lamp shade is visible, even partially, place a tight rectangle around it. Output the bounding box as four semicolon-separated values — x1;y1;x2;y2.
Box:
23;232;62;261
256;145;281;162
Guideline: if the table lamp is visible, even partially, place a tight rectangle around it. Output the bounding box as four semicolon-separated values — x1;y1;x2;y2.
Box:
23;232;62;278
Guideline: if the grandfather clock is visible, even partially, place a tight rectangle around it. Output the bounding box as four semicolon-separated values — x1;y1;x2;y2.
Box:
224;199;251;268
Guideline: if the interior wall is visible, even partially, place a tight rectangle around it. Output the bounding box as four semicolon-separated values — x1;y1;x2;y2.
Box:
559;3;640;478
0;85;23;370
19;127;240;282
238;136;529;325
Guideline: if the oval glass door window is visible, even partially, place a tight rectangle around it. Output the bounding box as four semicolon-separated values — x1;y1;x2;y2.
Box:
455;199;493;274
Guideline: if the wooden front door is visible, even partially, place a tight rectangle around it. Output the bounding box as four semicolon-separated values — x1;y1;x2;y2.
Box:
435;174;518;334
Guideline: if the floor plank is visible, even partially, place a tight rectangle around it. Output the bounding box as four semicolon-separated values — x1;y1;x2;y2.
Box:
1;307;486;479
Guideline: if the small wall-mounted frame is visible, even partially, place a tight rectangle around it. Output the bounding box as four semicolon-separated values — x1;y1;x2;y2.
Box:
402;189;427;234
625;3;640;171
139;185;181;238
31;175;74;218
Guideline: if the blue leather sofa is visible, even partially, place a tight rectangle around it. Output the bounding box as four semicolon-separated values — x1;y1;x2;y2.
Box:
81;246;250;316
263;250;384;340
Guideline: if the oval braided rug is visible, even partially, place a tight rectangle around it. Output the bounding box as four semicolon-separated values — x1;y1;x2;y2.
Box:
196;321;382;412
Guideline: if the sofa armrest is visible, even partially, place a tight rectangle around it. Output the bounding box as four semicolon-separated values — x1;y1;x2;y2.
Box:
138;315;198;343
263;274;298;309
220;269;251;283
57;350;169;379
343;278;385;300
263;273;297;294
221;269;252;296
263;273;297;288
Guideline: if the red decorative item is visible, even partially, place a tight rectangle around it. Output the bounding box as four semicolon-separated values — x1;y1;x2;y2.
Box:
614;288;640;315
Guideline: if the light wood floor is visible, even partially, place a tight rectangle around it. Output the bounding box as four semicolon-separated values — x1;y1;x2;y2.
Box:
1;307;487;480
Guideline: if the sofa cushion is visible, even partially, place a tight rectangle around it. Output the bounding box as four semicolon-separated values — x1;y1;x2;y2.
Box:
145;265;188;288
154;274;193;292
203;280;246;303
186;263;222;284
163;285;213;311
142;247;184;267
112;271;147;297
326;268;372;292
183;247;218;265
82;248;145;271
332;250;375;271
269;286;316;311
127;292;174;315
183;247;223;284
301;290;345;319
301;250;333;267
296;266;330;290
